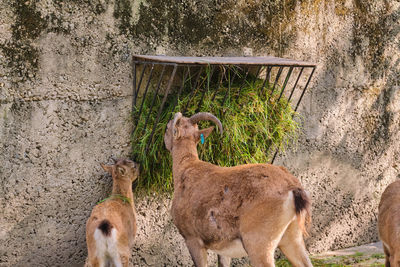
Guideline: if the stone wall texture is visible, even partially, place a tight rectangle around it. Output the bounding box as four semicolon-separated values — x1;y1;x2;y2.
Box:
0;0;399;266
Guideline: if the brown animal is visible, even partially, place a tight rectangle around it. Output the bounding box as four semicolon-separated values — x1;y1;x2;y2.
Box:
164;112;312;267
85;158;139;267
379;180;400;267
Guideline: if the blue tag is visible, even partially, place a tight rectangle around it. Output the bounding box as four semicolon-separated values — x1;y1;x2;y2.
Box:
200;134;205;144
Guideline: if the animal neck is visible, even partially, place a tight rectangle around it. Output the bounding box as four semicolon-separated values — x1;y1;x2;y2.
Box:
172;139;199;164
171;139;199;185
111;179;134;205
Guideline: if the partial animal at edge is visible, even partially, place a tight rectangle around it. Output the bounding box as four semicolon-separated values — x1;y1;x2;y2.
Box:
379;180;400;267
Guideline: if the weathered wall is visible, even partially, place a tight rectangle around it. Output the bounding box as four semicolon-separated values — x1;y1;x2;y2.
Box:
0;0;399;266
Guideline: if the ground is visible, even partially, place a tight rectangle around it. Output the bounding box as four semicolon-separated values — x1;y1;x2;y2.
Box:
277;242;385;267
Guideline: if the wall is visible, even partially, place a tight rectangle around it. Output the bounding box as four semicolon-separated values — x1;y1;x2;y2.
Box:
0;0;399;266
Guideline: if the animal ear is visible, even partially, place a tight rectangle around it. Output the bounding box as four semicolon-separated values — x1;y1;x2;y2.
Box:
117;166;126;176
196;126;214;142
171;113;182;139
101;163;113;174
173;125;181;139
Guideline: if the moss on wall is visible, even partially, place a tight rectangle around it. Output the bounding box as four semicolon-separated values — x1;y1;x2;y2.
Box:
0;0;107;82
112;0;301;54
352;0;398;79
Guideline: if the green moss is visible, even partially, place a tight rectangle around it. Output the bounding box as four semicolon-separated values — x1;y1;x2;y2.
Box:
114;0;133;35
352;0;396;79
0;1;46;80
334;0;349;16
112;0;299;53
371;253;385;259
0;41;40;81
1;0;109;81
11;0;47;40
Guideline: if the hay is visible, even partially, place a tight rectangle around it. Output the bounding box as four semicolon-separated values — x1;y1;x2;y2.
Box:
131;78;301;192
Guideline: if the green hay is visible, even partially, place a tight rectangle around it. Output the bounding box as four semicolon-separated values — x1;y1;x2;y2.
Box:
131;76;301;192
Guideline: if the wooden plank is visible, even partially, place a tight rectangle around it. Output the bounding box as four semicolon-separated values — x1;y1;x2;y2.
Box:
133;55;316;67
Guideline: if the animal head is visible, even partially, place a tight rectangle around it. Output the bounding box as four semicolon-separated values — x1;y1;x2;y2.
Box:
101;158;139;182
164;112;223;152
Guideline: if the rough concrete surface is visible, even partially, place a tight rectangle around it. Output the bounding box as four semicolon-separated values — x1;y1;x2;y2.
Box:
0;0;399;266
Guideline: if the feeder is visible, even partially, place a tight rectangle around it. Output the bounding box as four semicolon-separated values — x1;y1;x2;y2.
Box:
131;55;316;164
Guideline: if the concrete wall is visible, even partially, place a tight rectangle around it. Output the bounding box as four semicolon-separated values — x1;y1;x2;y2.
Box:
0;0;399;266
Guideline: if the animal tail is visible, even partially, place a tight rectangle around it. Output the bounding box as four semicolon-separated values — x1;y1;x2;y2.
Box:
98;219;113;236
292;188;312;236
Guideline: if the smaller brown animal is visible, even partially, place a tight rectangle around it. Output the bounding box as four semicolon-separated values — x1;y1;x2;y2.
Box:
85;158;139;267
379;180;400;267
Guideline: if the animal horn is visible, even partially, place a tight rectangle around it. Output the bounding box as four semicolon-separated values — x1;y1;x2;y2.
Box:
189;112;223;136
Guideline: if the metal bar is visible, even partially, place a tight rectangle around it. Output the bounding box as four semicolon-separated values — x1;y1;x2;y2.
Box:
196;65;215;112
211;67;223;102
134;63;148;105
253;65;262;82
131;63;149;139
295;67;315;112
183;66;204;114
286;67;304;107
236;67;250;98
146;64;178;152
277;66;293;102
141;64;167;134
131;63;155;137
166;66;189;123
269;66;283;96
272;66;316;164
132;61;137;108
270;149;279;164
221;67;236;107
259;66;272;95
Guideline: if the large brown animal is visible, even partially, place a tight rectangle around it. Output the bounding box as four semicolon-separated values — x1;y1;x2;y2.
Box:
85;158;139;267
164;112;312;267
379;180;400;267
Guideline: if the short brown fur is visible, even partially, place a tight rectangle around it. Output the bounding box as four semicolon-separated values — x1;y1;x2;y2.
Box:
85;159;139;267
164;112;312;267
379;180;400;267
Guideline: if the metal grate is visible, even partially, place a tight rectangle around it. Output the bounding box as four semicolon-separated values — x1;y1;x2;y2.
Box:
131;55;316;164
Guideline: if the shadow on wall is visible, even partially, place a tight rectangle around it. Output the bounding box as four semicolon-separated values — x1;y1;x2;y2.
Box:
293;1;400;247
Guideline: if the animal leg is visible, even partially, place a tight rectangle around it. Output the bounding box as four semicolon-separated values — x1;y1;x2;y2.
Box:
240;195;298;267
278;220;312;267
383;244;391;267
218;254;231;267
242;238;275;267
390;251;400;267
85;257;105;267
118;253;130;267
112;258;123;267
241;224;281;267
83;258;90;267
185;238;208;267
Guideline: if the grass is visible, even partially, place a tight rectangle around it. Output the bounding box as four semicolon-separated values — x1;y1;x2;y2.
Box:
276;252;385;267
131;71;301;192
371;254;385;259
